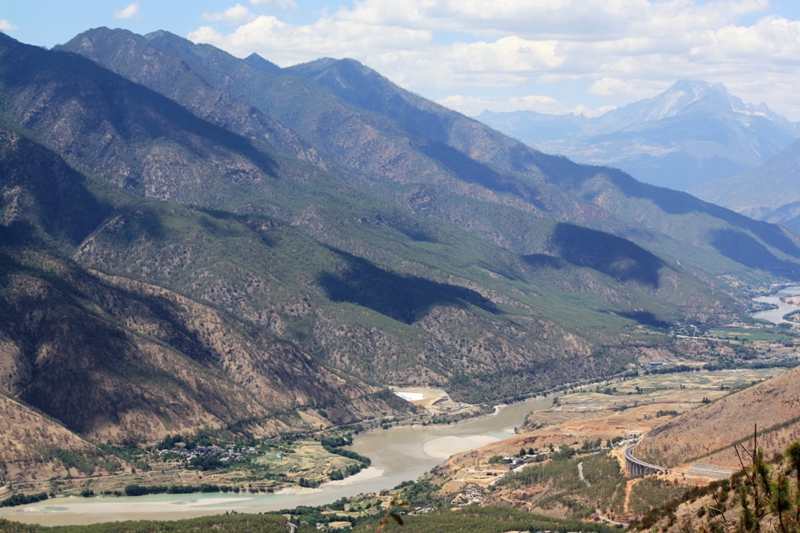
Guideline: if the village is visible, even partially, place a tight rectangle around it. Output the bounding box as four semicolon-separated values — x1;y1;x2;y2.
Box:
157;444;259;466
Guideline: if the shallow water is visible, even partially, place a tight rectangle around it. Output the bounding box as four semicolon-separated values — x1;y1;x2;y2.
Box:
752;286;800;324
0;396;551;526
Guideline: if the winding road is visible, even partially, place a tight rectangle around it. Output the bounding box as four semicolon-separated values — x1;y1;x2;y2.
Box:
624;445;667;476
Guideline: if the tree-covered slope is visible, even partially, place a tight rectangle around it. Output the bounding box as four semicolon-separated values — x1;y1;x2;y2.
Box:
0;41;734;415
286;57;800;283
60;29;800;289
0;125;408;445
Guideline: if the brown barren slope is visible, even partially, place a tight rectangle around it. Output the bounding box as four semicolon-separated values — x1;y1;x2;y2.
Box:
0;249;405;448
637;365;800;468
0;394;125;484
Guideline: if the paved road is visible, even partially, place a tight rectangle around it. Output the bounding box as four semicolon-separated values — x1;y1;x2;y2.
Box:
625;445;667;474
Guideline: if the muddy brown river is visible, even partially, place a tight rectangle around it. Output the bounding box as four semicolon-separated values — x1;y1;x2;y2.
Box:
0;396;552;526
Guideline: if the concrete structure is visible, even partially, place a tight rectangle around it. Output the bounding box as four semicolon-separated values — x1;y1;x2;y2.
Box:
625;445;667;476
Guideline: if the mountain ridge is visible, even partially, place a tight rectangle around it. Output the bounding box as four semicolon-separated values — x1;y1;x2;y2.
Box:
690;136;800;230
637;365;800;469
477;79;798;190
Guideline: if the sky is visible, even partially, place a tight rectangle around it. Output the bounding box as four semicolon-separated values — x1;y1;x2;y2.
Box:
3;0;800;119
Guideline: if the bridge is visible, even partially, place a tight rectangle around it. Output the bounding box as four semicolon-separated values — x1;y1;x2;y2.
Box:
624;445;667;476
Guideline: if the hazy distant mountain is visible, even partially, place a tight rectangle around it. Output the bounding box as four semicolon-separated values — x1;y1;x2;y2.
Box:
478;80;798;190
691;137;800;230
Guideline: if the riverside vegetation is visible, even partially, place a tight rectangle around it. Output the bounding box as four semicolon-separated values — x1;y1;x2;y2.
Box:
0;430;377;501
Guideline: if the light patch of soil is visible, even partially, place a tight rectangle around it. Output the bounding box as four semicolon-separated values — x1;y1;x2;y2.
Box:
423;435;500;459
623;478;641;516
435;368;786;487
637;365;800;468
392;386;478;416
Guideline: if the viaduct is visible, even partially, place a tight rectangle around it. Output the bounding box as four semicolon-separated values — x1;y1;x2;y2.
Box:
624;445;667;476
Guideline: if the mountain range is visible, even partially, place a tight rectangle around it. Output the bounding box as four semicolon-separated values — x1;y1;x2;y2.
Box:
1;27;800;462
478;80;798;191
690;137;800;231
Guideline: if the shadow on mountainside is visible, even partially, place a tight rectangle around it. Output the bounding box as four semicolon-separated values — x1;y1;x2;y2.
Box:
711;229;800;278
317;248;499;324
531;153;800;261
416;139;547;210
540;223;665;288
614;310;671;328
0;125;116;250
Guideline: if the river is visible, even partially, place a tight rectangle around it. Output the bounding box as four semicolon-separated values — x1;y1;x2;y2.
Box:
6;287;799;526
0;396;552;526
751;286;800;324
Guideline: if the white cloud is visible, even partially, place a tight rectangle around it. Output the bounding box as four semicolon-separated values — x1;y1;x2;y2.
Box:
114;2;140;20
0;19;18;32
203;4;256;24
588;77;663;100
188;15;432;67
438;94;615;117
250;0;297;9
187;0;800;119
335;0;768;39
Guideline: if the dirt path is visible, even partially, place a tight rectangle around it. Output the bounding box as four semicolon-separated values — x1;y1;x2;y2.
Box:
624;478;642;516
577;462;590;486
595;508;628;527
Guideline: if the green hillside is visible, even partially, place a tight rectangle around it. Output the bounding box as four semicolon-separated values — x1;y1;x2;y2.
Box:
61;29;800;287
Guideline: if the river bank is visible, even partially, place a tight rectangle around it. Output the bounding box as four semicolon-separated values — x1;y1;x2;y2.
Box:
0;395;553;526
752;286;800;324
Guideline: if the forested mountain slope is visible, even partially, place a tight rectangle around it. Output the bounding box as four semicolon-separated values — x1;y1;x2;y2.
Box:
57;29;800;288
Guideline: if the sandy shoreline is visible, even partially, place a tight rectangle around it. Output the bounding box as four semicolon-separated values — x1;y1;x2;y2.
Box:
0;495;258;526
422;435;501;459
322;466;384;487
275;486;322;495
19;496;252;515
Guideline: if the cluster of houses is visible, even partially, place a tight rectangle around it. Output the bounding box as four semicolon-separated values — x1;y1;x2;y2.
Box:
449;489;484;506
157;444;258;464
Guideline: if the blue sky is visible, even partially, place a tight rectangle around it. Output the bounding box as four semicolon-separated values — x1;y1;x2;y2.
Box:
3;1;800;119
